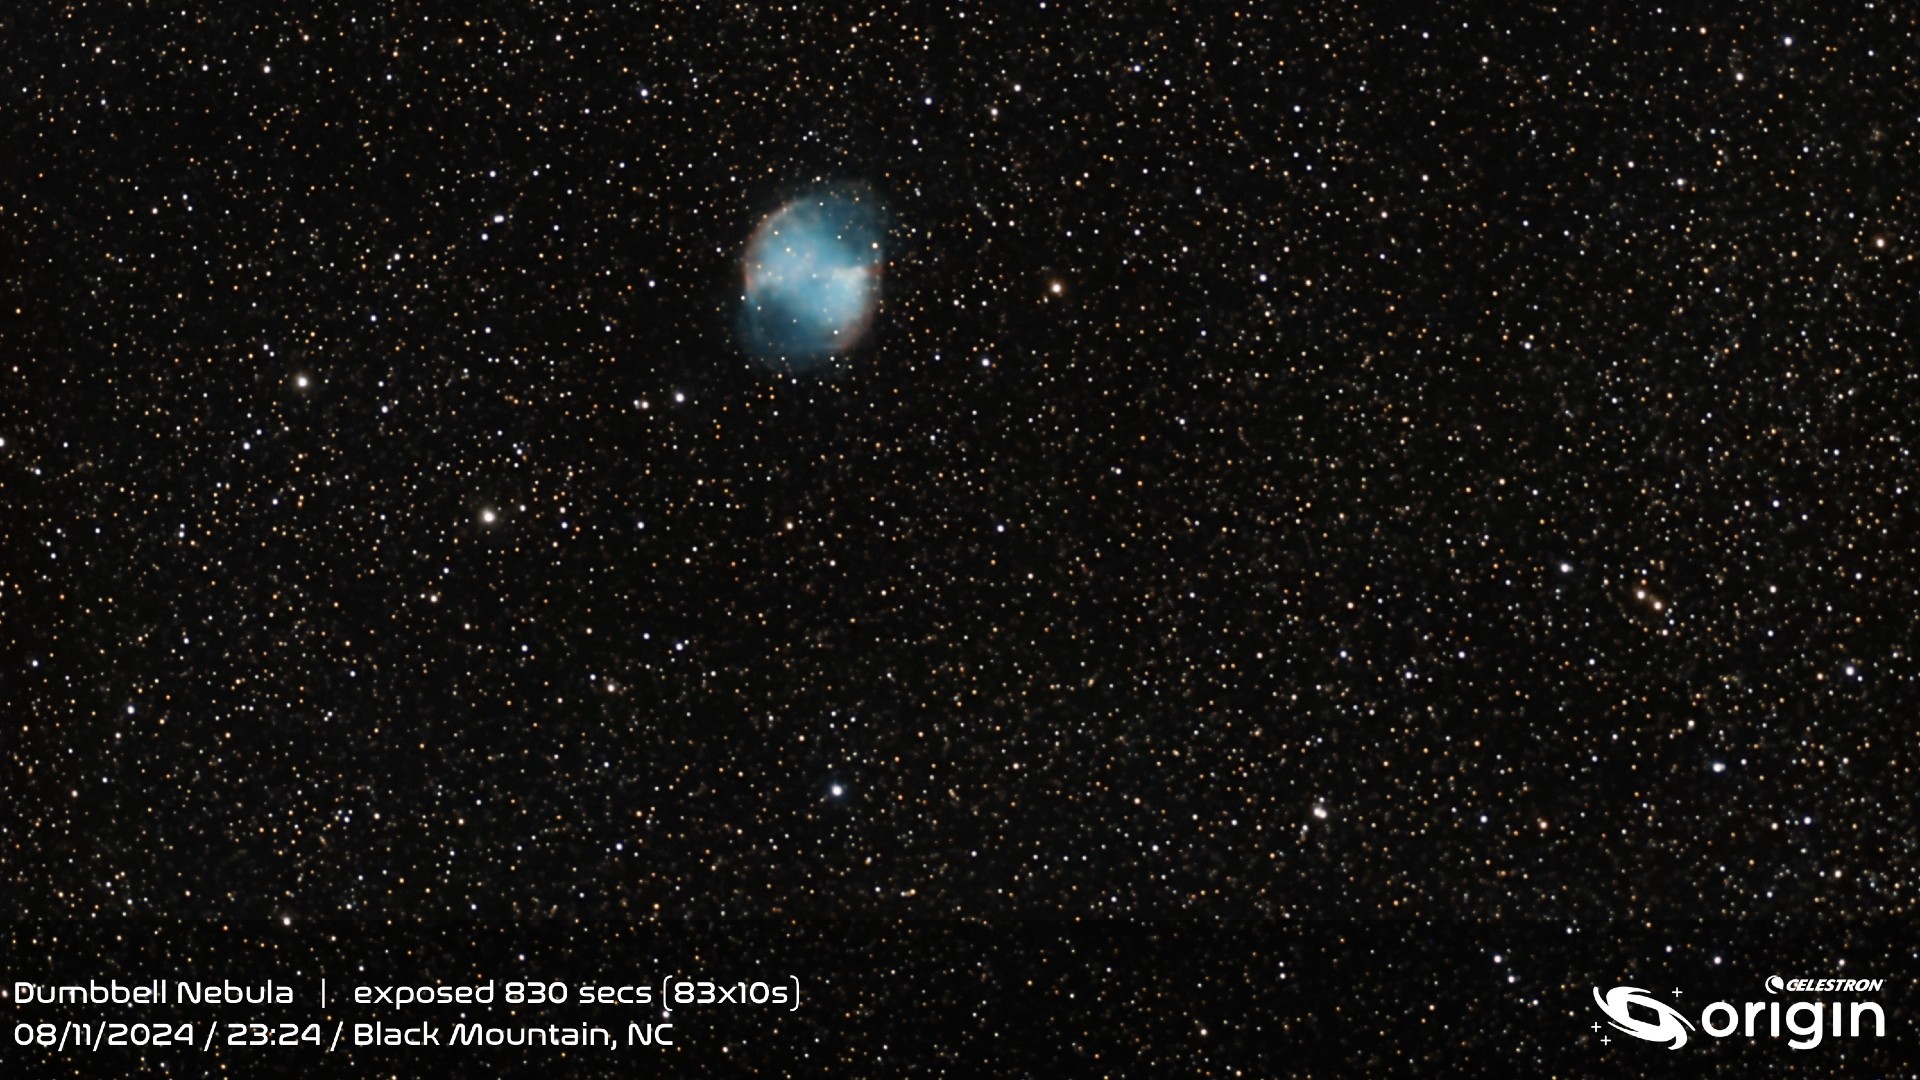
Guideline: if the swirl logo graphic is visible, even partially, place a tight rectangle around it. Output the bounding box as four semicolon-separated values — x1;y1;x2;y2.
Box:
1592;986;1696;1049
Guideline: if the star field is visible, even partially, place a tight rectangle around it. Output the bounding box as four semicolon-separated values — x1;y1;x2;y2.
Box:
4;4;1917;1073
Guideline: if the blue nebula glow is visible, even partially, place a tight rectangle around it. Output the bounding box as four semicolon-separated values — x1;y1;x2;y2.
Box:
737;188;885;373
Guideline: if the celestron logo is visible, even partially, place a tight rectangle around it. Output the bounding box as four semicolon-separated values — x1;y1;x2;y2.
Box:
1591;979;1888;1051
1766;975;1885;994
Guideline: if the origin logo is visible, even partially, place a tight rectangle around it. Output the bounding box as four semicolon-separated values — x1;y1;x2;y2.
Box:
1592;980;1888;1051
1591;986;1695;1049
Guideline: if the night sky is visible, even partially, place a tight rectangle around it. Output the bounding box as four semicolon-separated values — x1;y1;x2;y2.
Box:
4;4;1917;1074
